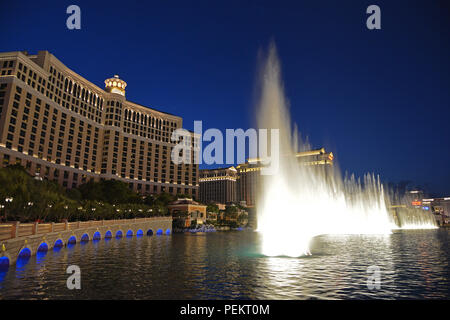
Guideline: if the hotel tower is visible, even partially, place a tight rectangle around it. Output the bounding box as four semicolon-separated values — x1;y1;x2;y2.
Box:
0;51;199;198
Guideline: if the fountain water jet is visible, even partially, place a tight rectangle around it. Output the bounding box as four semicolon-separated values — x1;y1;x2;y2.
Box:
255;43;436;257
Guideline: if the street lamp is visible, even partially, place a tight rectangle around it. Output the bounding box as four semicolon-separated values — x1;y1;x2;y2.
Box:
26;202;34;216
4;197;13;221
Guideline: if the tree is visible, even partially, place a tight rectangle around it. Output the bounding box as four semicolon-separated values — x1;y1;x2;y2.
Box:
143;194;156;206
0;165;174;222
67;188;82;201
207;203;219;214
76;179;142;204
237;212;248;226
155;192;176;206
224;205;238;219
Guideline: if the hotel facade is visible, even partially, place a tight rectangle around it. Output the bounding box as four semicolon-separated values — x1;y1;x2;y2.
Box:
200;148;334;207
199;166;238;204
0;51;199;198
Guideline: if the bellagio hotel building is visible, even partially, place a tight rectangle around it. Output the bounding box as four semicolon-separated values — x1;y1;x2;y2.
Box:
0;51;199;198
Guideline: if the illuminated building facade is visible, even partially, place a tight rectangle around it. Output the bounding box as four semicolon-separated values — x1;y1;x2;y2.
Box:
421;197;450;226
199;166;238;204
168;198;207;227
0;51;199;198
198;148;334;207
236;148;334;207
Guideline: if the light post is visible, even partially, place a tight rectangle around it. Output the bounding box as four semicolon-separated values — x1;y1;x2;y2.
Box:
4;197;13;222
27;201;33;218
63;205;68;222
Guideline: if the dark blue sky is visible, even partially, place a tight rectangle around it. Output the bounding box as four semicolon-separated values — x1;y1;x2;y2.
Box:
1;0;449;195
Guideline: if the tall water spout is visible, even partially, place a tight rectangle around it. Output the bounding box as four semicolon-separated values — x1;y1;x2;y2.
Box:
255;43;436;257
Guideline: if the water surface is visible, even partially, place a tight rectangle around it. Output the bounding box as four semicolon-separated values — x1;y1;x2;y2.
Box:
0;230;448;299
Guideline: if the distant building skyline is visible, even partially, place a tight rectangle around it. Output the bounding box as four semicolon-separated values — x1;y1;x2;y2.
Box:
199;148;334;207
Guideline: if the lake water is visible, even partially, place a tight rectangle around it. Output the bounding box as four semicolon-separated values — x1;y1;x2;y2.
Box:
0;229;448;299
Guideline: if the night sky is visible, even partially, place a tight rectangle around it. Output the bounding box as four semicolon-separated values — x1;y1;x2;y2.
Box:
1;0;449;195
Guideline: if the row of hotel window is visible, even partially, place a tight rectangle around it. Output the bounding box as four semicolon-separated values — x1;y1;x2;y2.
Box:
5;86;99;172
0;59;103;124
102;132;197;184
2;153;92;188
106;103;177;143
50;65;103;123
1;153;196;194
1;60;14;76
0;83;6;115
5;60;102;123
2;59;184;143
3;85;197;183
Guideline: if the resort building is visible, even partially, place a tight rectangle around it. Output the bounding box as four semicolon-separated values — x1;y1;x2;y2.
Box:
199;166;238;204
198;148;334;208
236;148;334;207
421;197;450;226
168;198;207;227
0;51;199;198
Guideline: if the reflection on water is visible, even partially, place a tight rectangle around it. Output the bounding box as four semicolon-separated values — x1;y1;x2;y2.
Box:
0;230;448;299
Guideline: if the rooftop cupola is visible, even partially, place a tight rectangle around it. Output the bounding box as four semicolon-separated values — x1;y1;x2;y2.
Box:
105;75;127;96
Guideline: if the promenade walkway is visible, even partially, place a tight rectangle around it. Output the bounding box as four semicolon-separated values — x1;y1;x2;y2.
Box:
0;217;172;269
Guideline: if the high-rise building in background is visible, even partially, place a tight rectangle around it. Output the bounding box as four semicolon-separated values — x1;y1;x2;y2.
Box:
0;51;199;198
199;166;238;204
199;148;334;207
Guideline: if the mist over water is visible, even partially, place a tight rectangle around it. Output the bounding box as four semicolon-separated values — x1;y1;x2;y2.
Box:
255;44;436;257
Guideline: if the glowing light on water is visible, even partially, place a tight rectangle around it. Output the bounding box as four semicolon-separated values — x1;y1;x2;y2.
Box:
393;223;438;230
255;43;436;257
392;208;438;230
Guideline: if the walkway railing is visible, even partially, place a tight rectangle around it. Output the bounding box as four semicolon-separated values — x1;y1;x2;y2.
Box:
0;217;172;241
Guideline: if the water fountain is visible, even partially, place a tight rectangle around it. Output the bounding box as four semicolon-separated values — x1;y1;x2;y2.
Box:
387;189;438;229
255;43;437;257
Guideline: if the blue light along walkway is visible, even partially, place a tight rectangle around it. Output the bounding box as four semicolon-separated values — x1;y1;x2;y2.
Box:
0;217;172;271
